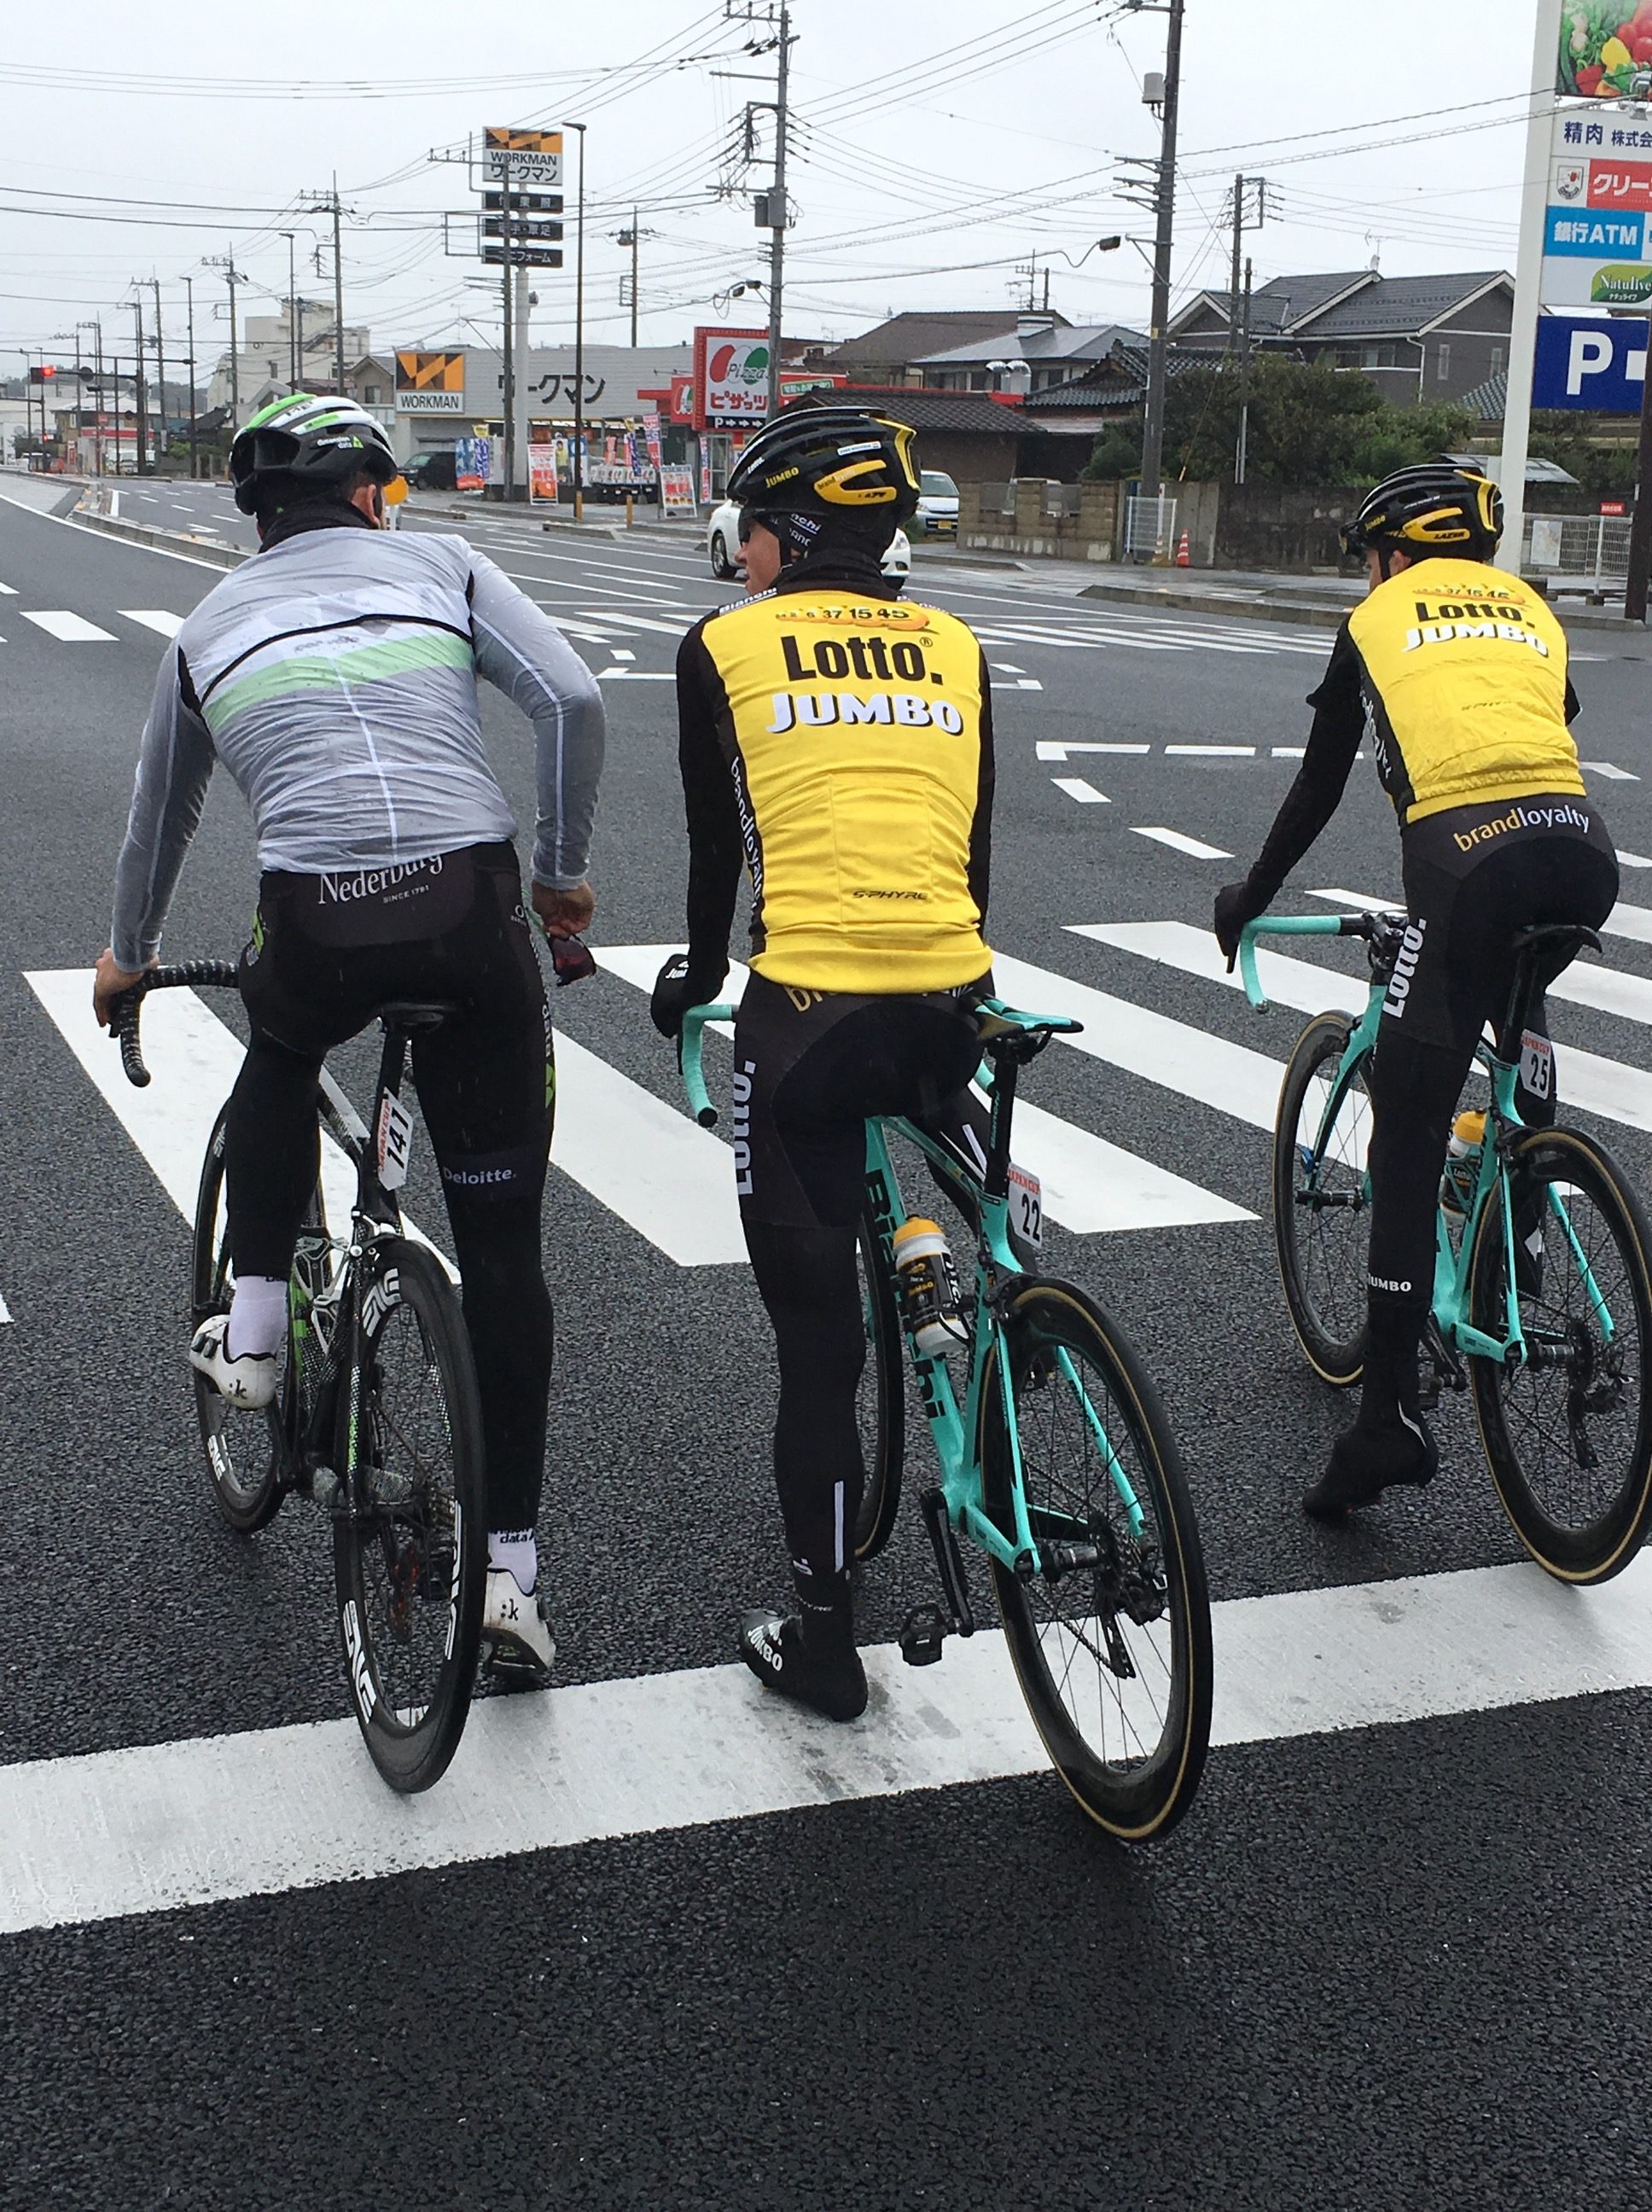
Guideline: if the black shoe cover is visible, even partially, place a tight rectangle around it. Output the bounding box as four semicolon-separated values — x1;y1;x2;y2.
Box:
1302;1414;1440;1519
737;1609;869;1722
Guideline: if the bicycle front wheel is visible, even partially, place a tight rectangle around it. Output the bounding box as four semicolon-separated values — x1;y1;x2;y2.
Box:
191;1104;294;1534
1469;1125;1652;1584
852;1203;905;1561
334;1239;487;1791
1273;1012;1373;1387
980;1278;1212;1841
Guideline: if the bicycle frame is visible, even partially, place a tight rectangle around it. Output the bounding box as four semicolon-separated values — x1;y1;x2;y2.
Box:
679;1000;1148;1581
1238;915;1615;1374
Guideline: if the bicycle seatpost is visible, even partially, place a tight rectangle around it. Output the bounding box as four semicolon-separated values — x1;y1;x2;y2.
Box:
984;1051;1020;1202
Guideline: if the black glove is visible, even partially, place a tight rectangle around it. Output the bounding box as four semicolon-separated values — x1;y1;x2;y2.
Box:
649;950;726;1039
1213;879;1266;969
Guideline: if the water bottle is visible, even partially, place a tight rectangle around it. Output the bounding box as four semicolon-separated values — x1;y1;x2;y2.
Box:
1440;1110;1487;1215
892;1218;967;1359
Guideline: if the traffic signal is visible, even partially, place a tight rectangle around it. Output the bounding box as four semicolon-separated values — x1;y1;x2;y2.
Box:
27;364;58;384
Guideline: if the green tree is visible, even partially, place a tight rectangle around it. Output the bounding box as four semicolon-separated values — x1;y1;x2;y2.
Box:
1525;410;1637;499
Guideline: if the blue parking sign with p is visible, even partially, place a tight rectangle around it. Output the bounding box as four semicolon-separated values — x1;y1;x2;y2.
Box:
1532;314;1649;412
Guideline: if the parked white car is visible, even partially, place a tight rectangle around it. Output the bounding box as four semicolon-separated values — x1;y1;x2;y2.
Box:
915;469;959;538
706;498;911;582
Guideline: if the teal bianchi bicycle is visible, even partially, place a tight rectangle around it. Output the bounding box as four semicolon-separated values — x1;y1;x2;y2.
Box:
682;992;1213;1841
1241;911;1652;1582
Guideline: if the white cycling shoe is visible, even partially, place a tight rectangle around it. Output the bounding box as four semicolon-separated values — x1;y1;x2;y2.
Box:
189;1313;279;1412
482;1569;556;1685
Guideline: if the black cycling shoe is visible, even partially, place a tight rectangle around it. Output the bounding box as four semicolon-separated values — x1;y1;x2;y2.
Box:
738;1609;869;1722
1302;1414;1440;1519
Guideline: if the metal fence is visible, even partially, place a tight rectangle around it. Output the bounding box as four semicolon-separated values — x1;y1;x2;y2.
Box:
1124;492;1177;562
1521;512;1632;582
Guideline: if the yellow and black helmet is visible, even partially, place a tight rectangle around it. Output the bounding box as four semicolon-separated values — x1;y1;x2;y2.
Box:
1342;457;1503;562
725;403;921;522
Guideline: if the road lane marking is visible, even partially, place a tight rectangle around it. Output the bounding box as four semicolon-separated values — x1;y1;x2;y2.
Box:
1618;850;1652;868
0;580;16;595
5;1551;1651;1935
119;609;185;637
1311;884;1652;959
20;610;117;642
1073;920;1652;1133
990;661;1026;673
1036;741;1148;760
0;1289;10;1324
24;970;451;1275
596;668;675;680
1165;744;1254;757
1052;777;1108;804
1581;760;1639;780
595;946;1249;1234
968;949;1288;1132
1131;827;1231;859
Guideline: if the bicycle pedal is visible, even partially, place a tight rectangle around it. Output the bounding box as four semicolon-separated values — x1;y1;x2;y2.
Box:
899;1603;948;1667
1417;1371;1441;1414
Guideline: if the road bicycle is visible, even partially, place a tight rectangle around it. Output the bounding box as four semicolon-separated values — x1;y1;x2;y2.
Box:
680;993;1213;1841
111;962;488;1791
1241;912;1652;1581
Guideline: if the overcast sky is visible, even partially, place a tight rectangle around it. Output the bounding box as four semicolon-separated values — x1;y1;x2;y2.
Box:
1;2;1537;373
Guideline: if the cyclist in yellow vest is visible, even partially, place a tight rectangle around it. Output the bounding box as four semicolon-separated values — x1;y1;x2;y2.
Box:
651;405;997;1720
1216;460;1618;1517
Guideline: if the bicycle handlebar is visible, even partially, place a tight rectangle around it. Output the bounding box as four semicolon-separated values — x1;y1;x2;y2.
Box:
108;960;240;1088
1236;914;1374;1011
678;1003;737;1126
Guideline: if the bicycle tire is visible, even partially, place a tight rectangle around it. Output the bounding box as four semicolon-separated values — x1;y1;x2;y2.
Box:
191;1104;293;1534
1273;1011;1373;1388
333;1238;487;1792
1469;1124;1652;1585
980;1277;1212;1841
852;1203;905;1560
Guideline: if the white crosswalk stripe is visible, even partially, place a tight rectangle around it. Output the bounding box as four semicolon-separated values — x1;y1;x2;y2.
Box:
119;609;185;637
20;610;116;642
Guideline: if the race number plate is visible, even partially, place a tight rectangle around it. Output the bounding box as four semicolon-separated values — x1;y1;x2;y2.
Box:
375;1090;414;1190
1520;1029;1554;1104
1007;1161;1044;1251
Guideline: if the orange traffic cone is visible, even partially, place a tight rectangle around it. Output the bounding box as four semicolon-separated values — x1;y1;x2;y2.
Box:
1176;528;1191;568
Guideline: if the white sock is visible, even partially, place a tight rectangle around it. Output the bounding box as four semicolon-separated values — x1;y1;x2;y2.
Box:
488;1529;538;1597
226;1275;287;1361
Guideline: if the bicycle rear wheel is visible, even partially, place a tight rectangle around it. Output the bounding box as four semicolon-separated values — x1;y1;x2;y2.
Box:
191;1103;304;1534
980;1278;1212;1840
1273;1012;1373;1387
852;1203;905;1560
334;1239;487;1791
1469;1125;1652;1584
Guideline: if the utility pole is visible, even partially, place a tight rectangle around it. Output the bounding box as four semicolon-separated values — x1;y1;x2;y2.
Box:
150;276;167;471
618;208;642;346
1227;175;1245;358
131;294;148;474
500;151;516;498
1135;0;1185;520
570;120;587;521
281;232;299;388
183;275;198;480
1236;256;1253;485
331;177;346;398
205;253;243;424
766;1;792;415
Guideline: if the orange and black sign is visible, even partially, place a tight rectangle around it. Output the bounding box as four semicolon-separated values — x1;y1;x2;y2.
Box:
395;351;466;411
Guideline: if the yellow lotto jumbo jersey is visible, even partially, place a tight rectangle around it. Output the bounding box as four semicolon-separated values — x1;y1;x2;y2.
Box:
1347;561;1584;822
695;587;992;992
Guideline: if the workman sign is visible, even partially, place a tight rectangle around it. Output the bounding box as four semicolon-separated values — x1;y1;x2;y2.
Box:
483;128;563;188
396;351;467;413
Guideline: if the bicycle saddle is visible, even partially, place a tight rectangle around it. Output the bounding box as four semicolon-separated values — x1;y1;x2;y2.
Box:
1508;923;1602;970
372;1000;458;1033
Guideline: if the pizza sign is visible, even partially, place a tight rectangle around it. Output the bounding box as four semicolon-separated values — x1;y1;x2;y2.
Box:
693;327;773;429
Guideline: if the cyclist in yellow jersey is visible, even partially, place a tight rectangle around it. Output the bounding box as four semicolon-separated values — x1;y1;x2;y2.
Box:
651;405;997;1720
1215;461;1619;1517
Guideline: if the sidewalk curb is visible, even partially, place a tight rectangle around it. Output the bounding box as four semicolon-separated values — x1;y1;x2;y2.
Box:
1077;577;1650;637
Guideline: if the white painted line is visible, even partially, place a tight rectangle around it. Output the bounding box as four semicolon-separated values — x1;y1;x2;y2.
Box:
1036;741;1149;760
551;1033;746;1266
608;647;636;661
0;1289;10;1324
1605;900;1652;946
990;661;1026;674
596;946;1247;1237
119;608;185;637
0;579;16;595
25;971;452;1274
1165;744;1255;757
1074;921;1652;1134
596;668;674;680
1131;826;1232;860
1306;886;1403;913
1052;777;1109;804
5;1552;1651;1935
1581;760;1639;781
1617;850;1652;868
579;608;696;637
987;951;1288;1132
1272;745;1306;758
20;609;117;643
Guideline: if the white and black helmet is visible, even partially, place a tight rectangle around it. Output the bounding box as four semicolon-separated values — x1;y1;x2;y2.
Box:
230;392;401;515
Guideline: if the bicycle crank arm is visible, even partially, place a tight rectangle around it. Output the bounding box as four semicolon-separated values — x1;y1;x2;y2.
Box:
919;1486;976;1638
